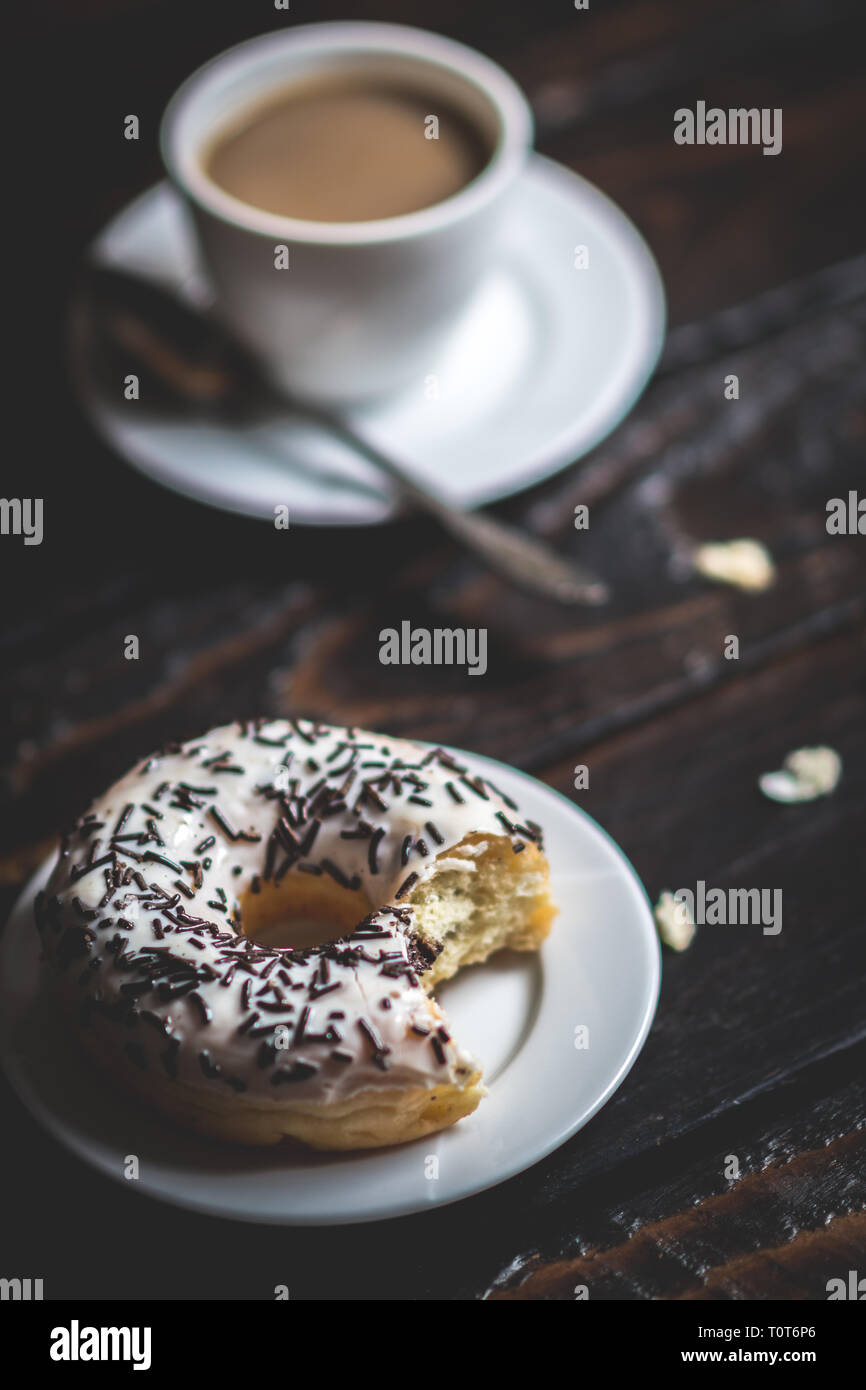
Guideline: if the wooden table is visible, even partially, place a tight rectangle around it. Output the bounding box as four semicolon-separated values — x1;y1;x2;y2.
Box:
2;0;864;1301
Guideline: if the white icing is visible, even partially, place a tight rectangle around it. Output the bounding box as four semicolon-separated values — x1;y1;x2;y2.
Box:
37;720;538;1110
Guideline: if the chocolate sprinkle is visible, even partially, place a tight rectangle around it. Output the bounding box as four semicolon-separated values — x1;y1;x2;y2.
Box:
188;991;212;1025
395;872;419;900
367;826;385;874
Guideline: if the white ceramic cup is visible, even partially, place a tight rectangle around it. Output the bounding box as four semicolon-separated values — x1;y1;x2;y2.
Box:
160;22;533;405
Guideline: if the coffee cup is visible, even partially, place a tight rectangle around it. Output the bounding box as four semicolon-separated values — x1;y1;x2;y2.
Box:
160;22;533;405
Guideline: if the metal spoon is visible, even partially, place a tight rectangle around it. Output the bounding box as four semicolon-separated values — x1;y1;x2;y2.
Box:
79;264;609;605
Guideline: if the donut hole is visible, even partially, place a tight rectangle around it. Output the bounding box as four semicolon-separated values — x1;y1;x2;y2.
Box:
239;872;374;951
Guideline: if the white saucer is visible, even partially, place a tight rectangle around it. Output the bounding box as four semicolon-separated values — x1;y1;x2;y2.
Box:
72;157;666;526
0;750;660;1225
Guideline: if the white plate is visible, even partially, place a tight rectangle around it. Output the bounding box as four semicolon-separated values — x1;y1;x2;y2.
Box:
71;156;666;525
0;750;659;1225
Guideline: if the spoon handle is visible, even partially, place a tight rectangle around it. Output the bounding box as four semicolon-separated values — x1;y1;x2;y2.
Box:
307;406;609;607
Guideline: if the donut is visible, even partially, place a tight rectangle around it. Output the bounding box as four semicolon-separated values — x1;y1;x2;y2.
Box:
35;720;556;1150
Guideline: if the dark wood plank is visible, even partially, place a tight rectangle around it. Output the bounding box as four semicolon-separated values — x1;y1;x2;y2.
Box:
491;1137;866;1300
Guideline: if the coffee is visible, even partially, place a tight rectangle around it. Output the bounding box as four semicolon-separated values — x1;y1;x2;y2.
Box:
203;76;492;222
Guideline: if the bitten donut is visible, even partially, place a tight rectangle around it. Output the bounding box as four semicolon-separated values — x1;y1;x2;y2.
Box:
35;720;556;1150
